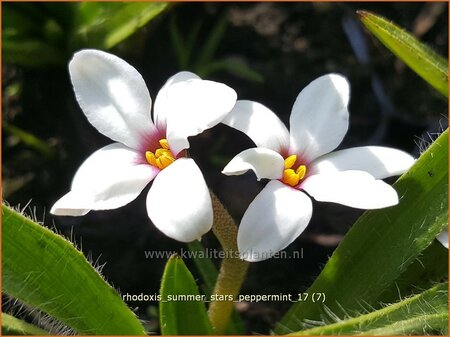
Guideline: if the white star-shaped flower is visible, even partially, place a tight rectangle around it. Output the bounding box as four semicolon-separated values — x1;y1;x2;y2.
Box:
51;49;237;242
222;74;415;261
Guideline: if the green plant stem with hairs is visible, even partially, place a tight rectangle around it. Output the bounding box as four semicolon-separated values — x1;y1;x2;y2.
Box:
208;192;249;335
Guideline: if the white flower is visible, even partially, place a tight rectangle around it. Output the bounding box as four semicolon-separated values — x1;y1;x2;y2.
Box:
222;74;415;262
51;49;237;242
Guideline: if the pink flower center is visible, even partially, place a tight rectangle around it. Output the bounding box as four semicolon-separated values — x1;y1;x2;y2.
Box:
282;154;307;187
145;139;176;170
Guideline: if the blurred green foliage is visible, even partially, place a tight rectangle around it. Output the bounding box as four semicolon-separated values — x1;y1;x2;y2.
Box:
358;10;448;97
3;2;169;67
169;14;264;82
3;122;55;159
3;1;263;82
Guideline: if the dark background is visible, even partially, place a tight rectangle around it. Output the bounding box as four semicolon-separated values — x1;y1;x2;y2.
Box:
3;2;448;334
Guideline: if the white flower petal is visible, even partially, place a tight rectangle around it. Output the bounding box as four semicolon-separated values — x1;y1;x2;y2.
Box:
302;170;398;209
436;229;448;249
289;74;350;161
154;71;200;131
69;49;156;149
50;191;91;216
238;180;312;262
50;143;158;215
221;100;290;152
146;158;213;242
222;148;284;180
310;146;415;179
165;78;237;155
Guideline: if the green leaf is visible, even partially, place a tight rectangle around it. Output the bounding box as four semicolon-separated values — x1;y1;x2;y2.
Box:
72;2;169;50
377;240;448;304
276;129;448;334
358;10;448;97
2;313;49;336
187;241;219;295
187;241;245;334
2;205;146;335
289;282;448;335
361;313;448;336
159;255;213;335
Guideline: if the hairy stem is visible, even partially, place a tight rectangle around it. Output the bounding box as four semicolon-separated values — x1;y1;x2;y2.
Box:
208;192;248;335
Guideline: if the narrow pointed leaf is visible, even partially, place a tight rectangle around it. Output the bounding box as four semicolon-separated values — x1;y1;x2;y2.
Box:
358;10;448;97
72;2;169;50
2;205;146;335
289;283;448;336
159;255;213;335
276;130;448;333
362;314;448;336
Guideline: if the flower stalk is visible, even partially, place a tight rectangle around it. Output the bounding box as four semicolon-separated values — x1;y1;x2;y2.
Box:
208;192;248;335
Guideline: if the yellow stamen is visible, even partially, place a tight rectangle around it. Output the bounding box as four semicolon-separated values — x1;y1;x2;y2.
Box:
284;154;297;169
158;154;175;167
145;139;176;170
281;156;307;187
159;139;169;149
155;148;171;157
145;151;157;167
296;165;307;180
155;158;165;170
283;169;300;187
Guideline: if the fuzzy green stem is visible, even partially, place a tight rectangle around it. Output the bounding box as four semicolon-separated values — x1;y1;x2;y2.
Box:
208;192;248;335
